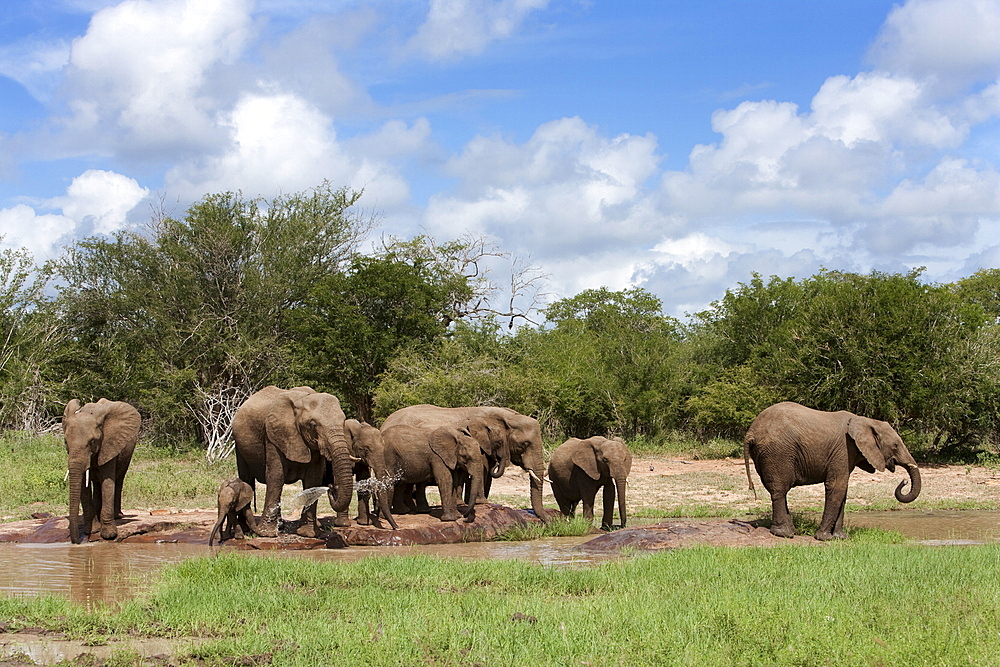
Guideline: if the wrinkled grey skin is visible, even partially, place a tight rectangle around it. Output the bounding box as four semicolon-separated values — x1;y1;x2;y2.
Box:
209;478;258;546
233;386;354;538
548;436;632;530
381;420;489;522
380;405;547;521
326;419;399;530
744;402;922;540
62;399;140;543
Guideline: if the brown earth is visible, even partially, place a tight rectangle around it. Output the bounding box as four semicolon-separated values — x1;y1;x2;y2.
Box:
2;457;997;549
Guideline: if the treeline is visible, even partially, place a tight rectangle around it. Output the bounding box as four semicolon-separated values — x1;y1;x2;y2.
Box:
3;182;1000;458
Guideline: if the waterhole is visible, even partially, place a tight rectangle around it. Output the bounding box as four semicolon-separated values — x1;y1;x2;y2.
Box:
1;511;997;608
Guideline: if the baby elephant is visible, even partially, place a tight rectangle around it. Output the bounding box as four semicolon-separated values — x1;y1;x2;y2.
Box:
209;478;258;546
547;436;632;530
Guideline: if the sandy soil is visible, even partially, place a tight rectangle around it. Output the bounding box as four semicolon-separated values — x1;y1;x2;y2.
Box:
486;455;1000;516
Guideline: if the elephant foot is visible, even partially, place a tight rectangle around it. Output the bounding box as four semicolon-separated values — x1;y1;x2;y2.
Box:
232;526;245;540
100;524;118;541
333;515;352;528
296;523;321;538
769;524;795;539
439;509;462;522
815;529;847;541
356;515;371;526
256;522;278;538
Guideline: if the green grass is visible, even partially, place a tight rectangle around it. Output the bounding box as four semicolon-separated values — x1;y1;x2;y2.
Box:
494;515;596;541
2;544;998;665
623;431;743;459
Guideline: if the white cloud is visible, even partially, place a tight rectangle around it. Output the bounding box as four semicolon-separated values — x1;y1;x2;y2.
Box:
63;0;254;150
164;92;416;210
0;169;147;259
870;0;1000;89
425;117;662;256
408;0;550;60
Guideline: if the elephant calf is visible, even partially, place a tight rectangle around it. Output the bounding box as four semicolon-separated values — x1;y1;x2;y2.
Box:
210;478;258;546
744;402;921;540
547;436;632;530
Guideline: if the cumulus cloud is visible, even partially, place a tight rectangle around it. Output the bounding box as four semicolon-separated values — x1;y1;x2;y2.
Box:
62;0;254;152
0;169;148;259
424;117;662;257
870;0;1000;89
408;0;550;60
164;92;418;210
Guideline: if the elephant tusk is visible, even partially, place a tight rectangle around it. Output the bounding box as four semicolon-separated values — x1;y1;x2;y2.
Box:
349;455;362;463
528;470;551;484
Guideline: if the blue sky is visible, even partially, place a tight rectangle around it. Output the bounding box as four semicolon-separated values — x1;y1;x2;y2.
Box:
2;0;999;318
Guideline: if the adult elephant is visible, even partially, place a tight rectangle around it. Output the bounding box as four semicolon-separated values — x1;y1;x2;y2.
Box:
381;420;489;522
548;436;632;530
233;386;354;537
327;419;399;530
380;405;548;520
743;401;921;541
62;398;141;543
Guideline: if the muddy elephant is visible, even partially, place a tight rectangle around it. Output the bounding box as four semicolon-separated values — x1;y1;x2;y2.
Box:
62;398;141;543
233;386;354;538
548;436;632;530
209;478;258;546
380;405;547;520
326;419;399;530
381;420;490;522
743;401;922;540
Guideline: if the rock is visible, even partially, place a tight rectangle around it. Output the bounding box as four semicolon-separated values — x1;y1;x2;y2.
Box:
577;519;819;551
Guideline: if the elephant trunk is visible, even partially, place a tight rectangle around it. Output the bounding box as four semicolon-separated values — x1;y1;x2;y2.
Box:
209;515;225;546
370;459;399;530
326;434;355;514
616;478;628;528
464;469;484;521
522;450;547;523
67;465;85;544
894;460;921;503
490;454;507;479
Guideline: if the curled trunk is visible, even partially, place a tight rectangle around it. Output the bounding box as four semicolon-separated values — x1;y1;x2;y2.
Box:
894;461;921;503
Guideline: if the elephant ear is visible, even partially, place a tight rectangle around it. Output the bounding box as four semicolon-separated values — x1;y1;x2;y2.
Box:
265;393;313;464
95;400;141;466
235;481;254;510
429;426;460;470
847;416;886;472
572;442;602;480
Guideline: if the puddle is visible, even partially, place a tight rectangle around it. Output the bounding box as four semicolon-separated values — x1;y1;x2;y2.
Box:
0;633;206;664
846;510;1000;544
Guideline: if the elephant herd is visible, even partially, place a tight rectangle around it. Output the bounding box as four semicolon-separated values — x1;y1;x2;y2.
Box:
60;390;921;545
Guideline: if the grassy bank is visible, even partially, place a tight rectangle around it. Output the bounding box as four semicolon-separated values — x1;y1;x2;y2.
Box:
2;543;999;665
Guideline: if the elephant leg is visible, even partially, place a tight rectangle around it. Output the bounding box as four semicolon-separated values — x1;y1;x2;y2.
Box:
413;484;432;513
767;485;795;538
257;447;286;536
113;451;133;519
433;463;461;522
239;506;258;538
601;482;616;531
580;486;597;524
356;470;372;525
298;468;328;535
228;510;245;540
817;481;849;541
391;483;411;514
98;470;118;540
552;485;575;517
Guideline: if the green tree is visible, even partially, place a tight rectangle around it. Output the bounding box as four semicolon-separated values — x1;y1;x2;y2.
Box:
0;242;62;431
290;250;472;422
54;182;367;443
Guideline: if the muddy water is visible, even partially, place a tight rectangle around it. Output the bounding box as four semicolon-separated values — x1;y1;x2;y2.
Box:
2;511;999;608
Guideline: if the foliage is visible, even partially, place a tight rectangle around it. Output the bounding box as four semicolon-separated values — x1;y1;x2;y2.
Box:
289;243;473;421
0;242;64;431
53;182;367;442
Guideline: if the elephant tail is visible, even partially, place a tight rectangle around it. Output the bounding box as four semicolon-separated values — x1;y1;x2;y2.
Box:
743;434;756;500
